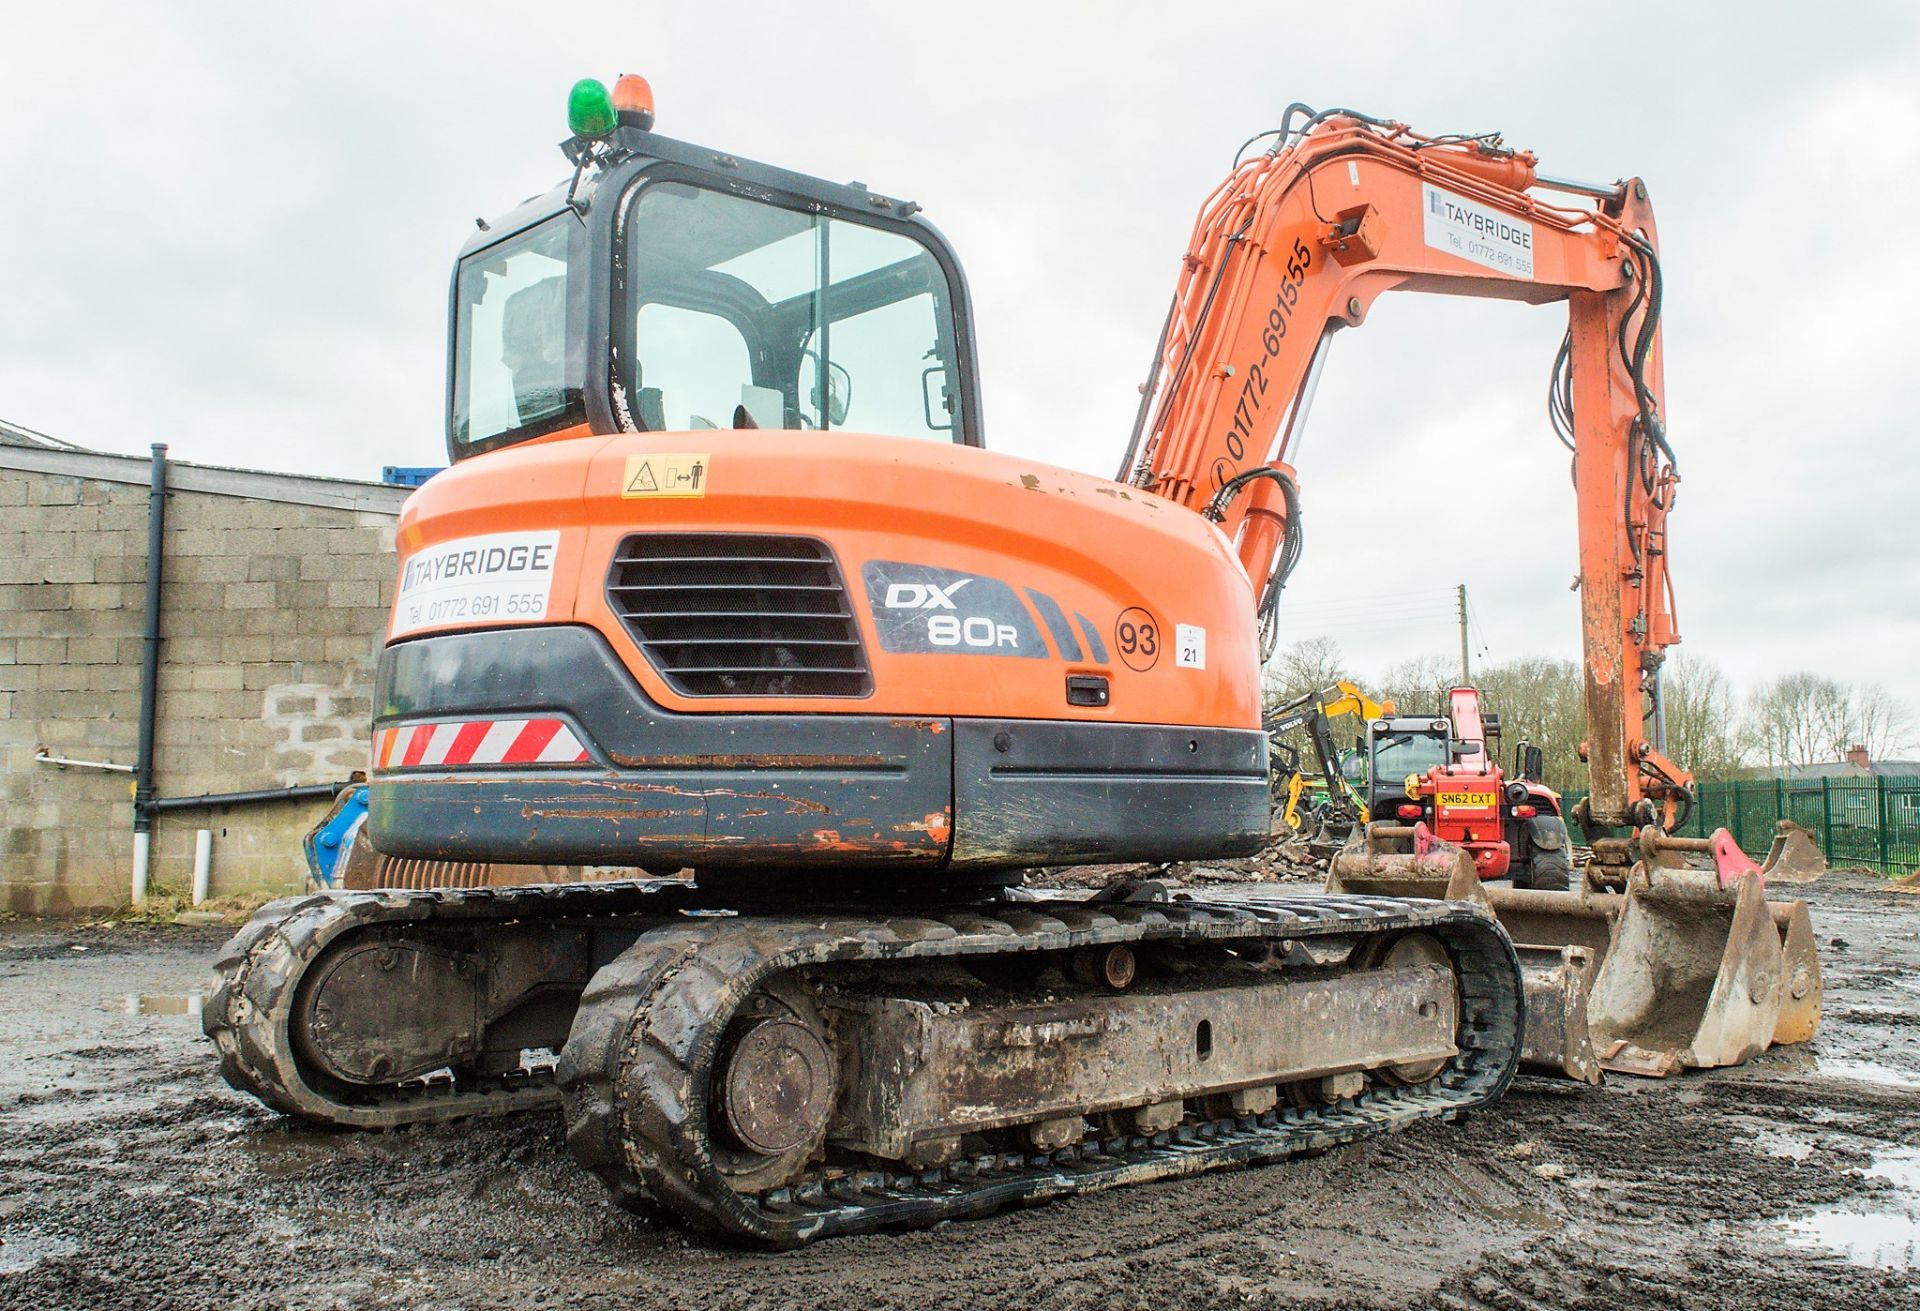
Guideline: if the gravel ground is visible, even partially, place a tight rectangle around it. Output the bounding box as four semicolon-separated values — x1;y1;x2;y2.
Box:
1;873;1916;1310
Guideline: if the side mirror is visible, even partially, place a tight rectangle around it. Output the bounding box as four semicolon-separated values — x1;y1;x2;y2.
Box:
921;364;955;431
1521;744;1545;783
816;360;851;426
800;348;851;426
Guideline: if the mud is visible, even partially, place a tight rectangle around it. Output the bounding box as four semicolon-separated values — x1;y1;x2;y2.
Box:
2;874;1917;1311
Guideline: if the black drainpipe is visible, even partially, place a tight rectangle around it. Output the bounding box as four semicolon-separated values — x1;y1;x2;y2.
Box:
147;780;356;815
131;443;167;902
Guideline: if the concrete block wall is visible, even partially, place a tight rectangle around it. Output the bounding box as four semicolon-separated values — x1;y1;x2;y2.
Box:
0;448;410;913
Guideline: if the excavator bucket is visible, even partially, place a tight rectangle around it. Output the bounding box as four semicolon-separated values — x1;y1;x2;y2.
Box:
1328;824;1823;1082
1759;820;1827;883
1583;866;1783;1076
1479;887;1614;1084
1770;898;1822;1045
1326;833;1484;902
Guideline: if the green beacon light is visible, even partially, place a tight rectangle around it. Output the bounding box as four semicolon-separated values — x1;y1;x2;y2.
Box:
567;78;618;140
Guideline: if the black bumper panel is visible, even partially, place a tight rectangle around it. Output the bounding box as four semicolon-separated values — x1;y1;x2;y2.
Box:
950;719;1269;867
371;627;1267;873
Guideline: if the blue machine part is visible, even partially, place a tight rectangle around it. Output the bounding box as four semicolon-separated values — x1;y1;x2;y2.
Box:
304;784;370;887
381;466;446;488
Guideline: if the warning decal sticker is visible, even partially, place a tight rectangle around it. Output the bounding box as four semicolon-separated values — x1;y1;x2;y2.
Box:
1422;183;1534;279
622;452;710;498
391;530;560;638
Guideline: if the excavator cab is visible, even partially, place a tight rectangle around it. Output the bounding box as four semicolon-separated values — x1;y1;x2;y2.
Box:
370;92;1282;884
449;131;983;459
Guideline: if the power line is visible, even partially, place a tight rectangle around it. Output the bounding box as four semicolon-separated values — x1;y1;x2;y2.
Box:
1464;591;1495;664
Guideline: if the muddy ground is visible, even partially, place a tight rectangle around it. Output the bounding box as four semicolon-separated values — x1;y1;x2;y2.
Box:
1;873;1916;1311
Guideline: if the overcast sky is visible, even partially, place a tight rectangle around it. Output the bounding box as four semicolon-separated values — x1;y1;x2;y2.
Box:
4;3;1916;736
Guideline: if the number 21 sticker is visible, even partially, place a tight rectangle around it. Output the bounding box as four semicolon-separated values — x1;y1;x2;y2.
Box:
1175;623;1206;670
1115;606;1160;672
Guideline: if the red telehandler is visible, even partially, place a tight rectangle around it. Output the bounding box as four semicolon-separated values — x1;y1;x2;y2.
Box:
1347;686;1573;890
208;80;1814;1241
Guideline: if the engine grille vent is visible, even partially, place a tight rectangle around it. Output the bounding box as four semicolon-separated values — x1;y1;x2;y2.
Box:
606;533;871;698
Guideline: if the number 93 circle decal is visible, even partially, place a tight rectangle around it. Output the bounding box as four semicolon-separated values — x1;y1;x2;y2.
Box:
1114;606;1160;672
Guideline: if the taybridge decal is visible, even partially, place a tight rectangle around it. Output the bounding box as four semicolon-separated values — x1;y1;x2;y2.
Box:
1422;183;1534;278
391;530;559;639
862;562;1048;658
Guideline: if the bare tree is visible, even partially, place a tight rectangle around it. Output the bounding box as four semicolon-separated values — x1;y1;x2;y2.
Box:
1661;654;1742;782
1850;684;1915;761
1263;636;1349;708
1744;673;1853;770
1376;654;1456;720
1470;657;1587;794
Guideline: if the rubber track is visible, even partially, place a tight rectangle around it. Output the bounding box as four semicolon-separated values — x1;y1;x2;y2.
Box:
557;893;1523;1245
204;879;703;1128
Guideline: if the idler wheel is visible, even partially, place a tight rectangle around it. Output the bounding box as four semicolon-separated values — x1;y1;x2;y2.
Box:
711;983;835;1193
1373;932;1454;1086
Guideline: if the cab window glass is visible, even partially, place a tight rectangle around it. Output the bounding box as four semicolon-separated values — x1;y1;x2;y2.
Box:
631;304;752;430
625;180;962;440
453;219;579;448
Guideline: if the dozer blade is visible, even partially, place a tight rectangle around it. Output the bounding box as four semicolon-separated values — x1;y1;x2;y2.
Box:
1759;820;1827;883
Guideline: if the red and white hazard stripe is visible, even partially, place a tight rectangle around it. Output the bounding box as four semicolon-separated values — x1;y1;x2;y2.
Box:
373;718;592;770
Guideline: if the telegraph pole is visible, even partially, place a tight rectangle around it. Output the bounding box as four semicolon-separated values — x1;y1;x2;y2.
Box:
1457;584;1470;684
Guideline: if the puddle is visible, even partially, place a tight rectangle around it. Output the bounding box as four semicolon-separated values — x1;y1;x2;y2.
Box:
0;1231;80;1275
1780;1148;1920;1270
108;992;205;1020
1749;1125;1816;1162
1816;1056;1920;1089
1441;1159;1566;1233
238;1127;345;1179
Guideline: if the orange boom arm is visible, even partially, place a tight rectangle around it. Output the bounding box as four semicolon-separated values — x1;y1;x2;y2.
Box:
1121;109;1686;830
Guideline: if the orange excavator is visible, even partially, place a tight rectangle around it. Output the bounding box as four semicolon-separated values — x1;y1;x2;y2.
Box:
207;80;1811;1243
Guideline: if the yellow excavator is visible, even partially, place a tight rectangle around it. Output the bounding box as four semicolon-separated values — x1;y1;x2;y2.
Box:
1265;681;1390;846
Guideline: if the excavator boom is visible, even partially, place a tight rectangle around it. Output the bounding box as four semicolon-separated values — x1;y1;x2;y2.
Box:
1119;109;1821;1079
1124;111;1686;833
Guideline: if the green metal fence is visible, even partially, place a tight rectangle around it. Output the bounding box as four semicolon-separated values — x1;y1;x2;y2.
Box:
1559;775;1920;875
